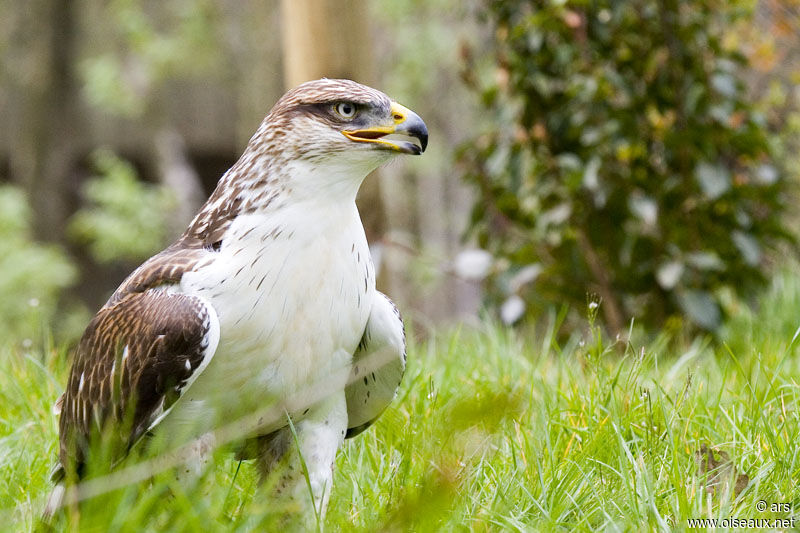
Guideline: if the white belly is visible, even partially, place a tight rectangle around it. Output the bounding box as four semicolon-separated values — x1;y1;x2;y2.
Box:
161;204;374;438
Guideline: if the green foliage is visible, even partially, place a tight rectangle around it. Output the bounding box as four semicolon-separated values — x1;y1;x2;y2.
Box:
68;149;174;263
0;187;76;343
3;274;800;529
81;0;221;117
460;0;797;331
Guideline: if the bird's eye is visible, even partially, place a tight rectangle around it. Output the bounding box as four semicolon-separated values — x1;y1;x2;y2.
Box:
334;102;357;119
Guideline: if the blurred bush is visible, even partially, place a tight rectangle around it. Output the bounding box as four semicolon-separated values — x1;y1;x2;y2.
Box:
459;0;797;332
68;149;174;263
0;187;76;343
0;150;174;345
80;0;221;118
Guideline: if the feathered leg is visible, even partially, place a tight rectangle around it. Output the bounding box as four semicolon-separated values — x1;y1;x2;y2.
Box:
255;391;347;524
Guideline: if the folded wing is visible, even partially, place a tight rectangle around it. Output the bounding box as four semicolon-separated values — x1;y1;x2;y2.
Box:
56;289;219;477
345;292;406;438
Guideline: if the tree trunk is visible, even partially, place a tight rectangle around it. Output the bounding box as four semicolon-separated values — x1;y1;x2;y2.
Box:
10;0;85;242
279;0;388;260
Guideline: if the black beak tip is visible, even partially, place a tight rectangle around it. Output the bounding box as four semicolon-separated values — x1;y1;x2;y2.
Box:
418;131;429;153
408;120;428;154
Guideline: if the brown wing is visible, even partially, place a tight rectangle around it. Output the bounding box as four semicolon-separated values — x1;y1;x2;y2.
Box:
57;289;219;478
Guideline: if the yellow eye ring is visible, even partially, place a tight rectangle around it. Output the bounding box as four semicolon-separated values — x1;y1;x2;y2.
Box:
334;102;357;119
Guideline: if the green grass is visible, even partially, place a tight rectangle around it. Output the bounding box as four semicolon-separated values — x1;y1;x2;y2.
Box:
2;274;800;531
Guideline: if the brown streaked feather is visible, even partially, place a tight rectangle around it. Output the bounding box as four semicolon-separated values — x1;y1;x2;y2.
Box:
58;289;216;476
109;243;208;304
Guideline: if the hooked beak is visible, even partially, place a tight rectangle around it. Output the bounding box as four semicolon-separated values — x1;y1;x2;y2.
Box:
342;102;428;155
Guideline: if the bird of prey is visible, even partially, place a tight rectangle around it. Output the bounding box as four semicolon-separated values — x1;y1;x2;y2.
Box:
46;79;427;520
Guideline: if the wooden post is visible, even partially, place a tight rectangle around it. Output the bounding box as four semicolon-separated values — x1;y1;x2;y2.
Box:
280;0;387;248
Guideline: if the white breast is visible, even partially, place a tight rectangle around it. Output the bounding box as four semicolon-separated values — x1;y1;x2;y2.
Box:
163;201;374;438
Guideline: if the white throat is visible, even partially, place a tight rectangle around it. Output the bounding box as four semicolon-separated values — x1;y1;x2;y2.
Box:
277;154;391;205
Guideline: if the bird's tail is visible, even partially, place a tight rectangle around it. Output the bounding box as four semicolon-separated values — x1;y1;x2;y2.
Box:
42;483;65;522
41;463;67;522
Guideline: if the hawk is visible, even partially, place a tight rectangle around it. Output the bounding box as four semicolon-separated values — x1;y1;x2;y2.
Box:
45;79;427;520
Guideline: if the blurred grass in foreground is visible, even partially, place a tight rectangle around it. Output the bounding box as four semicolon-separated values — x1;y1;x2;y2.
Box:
1;273;800;531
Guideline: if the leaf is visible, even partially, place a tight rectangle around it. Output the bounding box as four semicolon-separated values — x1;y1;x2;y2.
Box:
656;261;683;289
509;264;543;292
711;72;737;98
755;164;778;185
500;295;525;325
677;290;721;330
686;252;725;271
695;162;731;200
485;143;509;177
628;194;658;226
582;157;601;191
538;204;571;228
453;249;493;281
732;231;761;266
556;153;582;171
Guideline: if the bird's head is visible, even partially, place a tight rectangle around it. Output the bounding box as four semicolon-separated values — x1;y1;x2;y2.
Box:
249;79;428;199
